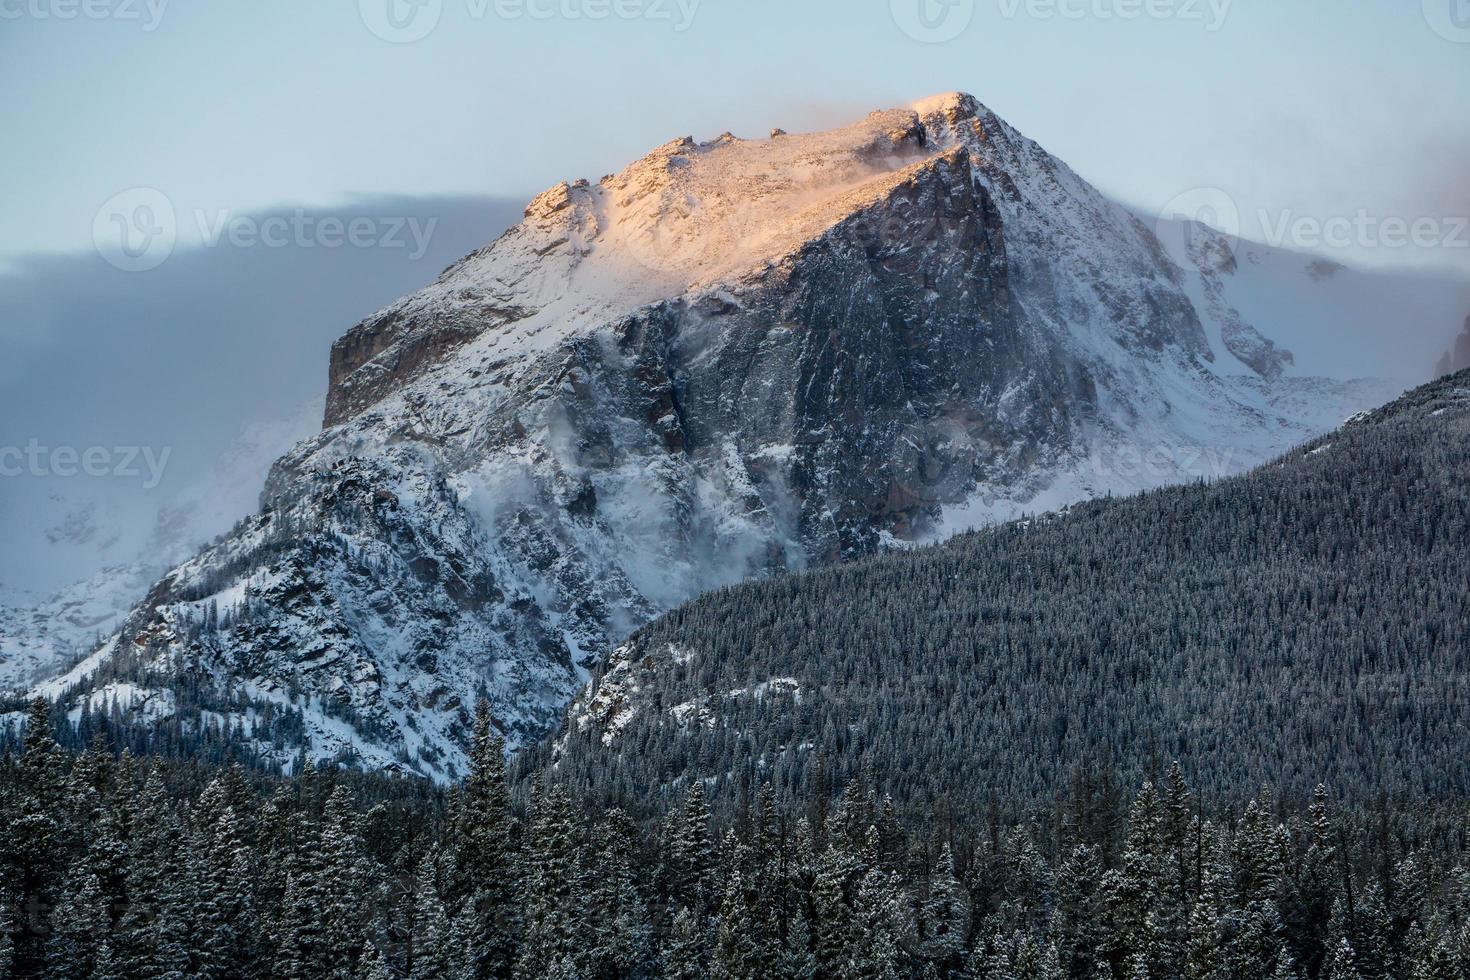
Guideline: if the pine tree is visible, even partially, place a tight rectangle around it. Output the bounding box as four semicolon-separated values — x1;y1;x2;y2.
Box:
1109;782;1170;967
454;702;518;980
410;852;452;980
670;783;714;913
584;808;652;980
659;906;709;980
976;932;1017;980
6;699;71;977
1161;763;1194;905
1350;886;1392;979
1057;844;1108;977
0;902;14;980
1271;954;1301;979
1225;898;1286;980
779;903;819;980
921;842;970;969
712;865;762;980
1035;941;1067;980
358;943;397;980
44;869;110;978
119;762;196;980
1182;833;1227;980
1323;937;1363;980
319;784;369;978
274;810;330;980
1232;798;1284;907
812;843;861;978
194;781;257;980
1285;785;1336;978
1409;931;1460;980
515;785;581;979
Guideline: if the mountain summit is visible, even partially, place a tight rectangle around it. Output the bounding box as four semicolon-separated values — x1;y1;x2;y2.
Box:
27;94;1396;779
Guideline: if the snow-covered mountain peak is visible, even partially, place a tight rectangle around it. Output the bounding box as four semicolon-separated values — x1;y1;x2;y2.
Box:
907;90;985;123
32;92;1426;781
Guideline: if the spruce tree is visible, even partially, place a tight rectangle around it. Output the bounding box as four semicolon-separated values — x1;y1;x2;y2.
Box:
274;811;330;980
409;851;452;980
1323;937;1363;980
0;901;14;980
455;701;518;980
659;906;709;980
921;842;970;969
669;783;714;913
515;785;581;978
44;869;110;978
584;808;653;980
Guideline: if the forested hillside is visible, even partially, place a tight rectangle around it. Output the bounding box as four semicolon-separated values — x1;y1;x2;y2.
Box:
550;370;1470;812
4;699;1470;980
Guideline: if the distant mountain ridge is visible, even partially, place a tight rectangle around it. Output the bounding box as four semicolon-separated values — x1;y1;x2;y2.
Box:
18;93;1438;780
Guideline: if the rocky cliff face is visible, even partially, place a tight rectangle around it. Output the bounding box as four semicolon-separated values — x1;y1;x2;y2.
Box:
33;93;1395;780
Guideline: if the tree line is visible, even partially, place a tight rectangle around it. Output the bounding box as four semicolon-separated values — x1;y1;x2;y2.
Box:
4;698;1469;979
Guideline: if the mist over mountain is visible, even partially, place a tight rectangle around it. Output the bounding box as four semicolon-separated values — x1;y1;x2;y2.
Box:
0;196;525;686
0;194;525;596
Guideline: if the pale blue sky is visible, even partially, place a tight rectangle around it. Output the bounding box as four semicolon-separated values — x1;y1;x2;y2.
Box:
2;0;1467;272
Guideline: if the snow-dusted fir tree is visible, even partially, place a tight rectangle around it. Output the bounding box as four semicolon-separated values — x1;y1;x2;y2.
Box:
659;906;709;980
1323;937;1364;980
453;700;519;980
44;870;110;977
515;784;581;978
669;782;714;914
409;850;453;980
